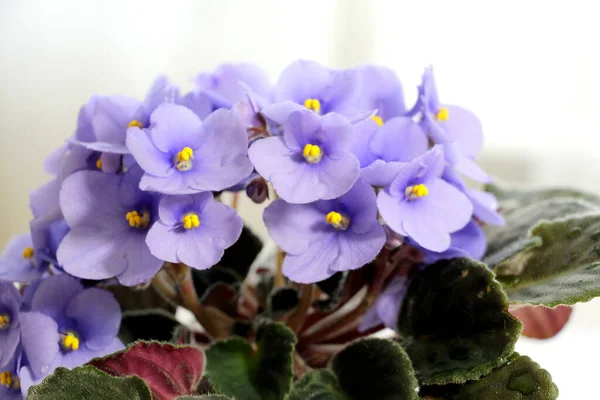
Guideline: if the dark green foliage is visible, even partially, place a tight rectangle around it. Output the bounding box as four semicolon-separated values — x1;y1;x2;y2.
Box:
286;370;346;400
398;258;522;385
205;321;296;400
421;353;558;399
175;396;233;400
268;287;300;317
118;309;181;344
485;184;600;306
332;338;419;400
27;366;152;400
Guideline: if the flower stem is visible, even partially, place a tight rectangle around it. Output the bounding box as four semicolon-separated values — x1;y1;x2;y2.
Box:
274;248;286;287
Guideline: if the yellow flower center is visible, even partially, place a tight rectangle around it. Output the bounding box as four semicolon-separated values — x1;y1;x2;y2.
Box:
325;211;350;230
0;371;18;389
0;313;10;329
22;247;34;259
303;144;323;164
303;98;321;113
127;120;143;129
405;184;429;200
125;210;151;230
96;158;103;170
370;115;384;126
435;107;449;122
61;331;80;352
175;147;194;171
182;213;200;230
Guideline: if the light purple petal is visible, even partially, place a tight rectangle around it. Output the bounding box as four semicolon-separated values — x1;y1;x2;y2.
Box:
157;194;205;226
360;160;407;188
336;179;379;234
126;127;173;177
282;235;339;284
31;275;84;321
180;90;212;120
451;152;492;183
387;146;445;197
59;171;124;229
114;235;163;287
199;202;244;248
149;103;203;153
322;112;354;154
260;101;304;126
282;109;322;151
468;189;505;226
264;199;324;255
90;95;141;145
58;227;130;280
146;222;186;264
66;288;121;351
316;153;361;200
0;327;19;369
29;179;60;219
19;311;59;380
0;234;41;283
44;144;69;176
274;60;331;104
348;118;378;168
331;223;385;271
375;276;407;329
438;105;483;157
370;117;428;162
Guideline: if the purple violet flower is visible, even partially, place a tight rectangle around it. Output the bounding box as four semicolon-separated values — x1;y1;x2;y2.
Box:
352;115;429;187
57;165;162;286
0;282;21;368
71;76;178;154
249;109;360;204
181;63;272;120
443;167;505;226
146;193;243;271
18;275;123;394
127;104;254;195
411;67;491;183
264;179;385;283
0;351;21;400
415;219;488;263
377;146;473;252
0;233;46;283
260;60;360;126
360;276;407;331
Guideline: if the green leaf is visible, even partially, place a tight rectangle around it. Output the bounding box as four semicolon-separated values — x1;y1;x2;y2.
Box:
398;258;522;385
286;370;346;400
205;321;296;400
332;338;419;400
421;353;558;400
494;212;600;306
27;366;152;400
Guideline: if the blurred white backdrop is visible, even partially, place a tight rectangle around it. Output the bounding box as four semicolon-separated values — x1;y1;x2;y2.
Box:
1;0;599;398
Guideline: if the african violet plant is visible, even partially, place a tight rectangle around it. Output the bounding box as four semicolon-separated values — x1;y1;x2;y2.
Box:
2;59;596;399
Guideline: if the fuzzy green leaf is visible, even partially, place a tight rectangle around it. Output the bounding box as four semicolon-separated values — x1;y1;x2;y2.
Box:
286;370;346;400
332;338;419;400
494;212;600;306
398;258;521;385
421;353;558;400
27;366;152;400
205;321;296;400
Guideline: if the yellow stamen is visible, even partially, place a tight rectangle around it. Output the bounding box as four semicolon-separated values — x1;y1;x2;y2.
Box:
325;211;350;230
405;184;429;200
61;331;80;352
0;313;10;329
125;210;150;230
435;107;449;122
370;115;384;126
96;158;103;170
127;120;143;129
303;98;321;113
175;147;194;171
22;247;34;259
182;213;200;230
0;371;14;388
302;144;323;164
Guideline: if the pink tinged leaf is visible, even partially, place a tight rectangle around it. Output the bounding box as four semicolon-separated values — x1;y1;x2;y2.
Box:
509;304;573;339
88;341;205;400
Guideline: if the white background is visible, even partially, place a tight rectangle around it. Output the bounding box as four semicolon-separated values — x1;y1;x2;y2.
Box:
1;1;599;398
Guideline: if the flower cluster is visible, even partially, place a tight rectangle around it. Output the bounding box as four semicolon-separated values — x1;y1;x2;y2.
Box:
0;61;504;395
